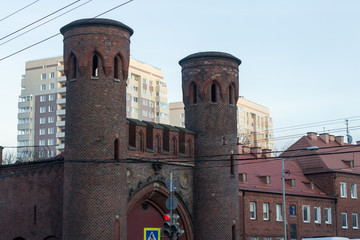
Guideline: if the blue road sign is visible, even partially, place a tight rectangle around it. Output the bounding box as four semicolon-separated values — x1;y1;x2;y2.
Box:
144;228;161;240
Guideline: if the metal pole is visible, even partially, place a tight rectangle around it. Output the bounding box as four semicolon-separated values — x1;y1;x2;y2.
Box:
282;159;287;240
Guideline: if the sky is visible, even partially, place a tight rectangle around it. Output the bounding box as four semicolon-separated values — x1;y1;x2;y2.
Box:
0;0;359;154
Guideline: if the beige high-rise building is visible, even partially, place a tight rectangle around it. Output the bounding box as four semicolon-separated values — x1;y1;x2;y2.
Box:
169;96;274;150
17;56;169;159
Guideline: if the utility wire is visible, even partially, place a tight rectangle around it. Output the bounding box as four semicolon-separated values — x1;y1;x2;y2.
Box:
0;0;134;62
0;0;81;41
0;0;93;47
0;0;40;22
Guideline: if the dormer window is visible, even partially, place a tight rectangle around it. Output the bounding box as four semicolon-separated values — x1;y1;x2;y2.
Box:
285;178;295;187
240;173;247;182
258;175;271;184
266;176;270;184
342;160;354;168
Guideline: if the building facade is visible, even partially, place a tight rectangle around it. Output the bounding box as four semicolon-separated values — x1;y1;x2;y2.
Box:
17;56;169;159
169;96;274;150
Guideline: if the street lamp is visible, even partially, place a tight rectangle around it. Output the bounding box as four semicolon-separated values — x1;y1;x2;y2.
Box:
282;146;318;240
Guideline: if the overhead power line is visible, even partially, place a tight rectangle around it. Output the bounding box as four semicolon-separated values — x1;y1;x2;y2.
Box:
0;0;40;22
0;0;134;62
0;0;81;42
0;0;94;47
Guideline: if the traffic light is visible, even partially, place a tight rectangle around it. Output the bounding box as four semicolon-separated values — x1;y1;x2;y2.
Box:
163;213;185;238
163;214;173;237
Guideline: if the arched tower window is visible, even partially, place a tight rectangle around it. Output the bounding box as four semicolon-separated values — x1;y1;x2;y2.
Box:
230;154;234;175
155;135;161;154
92;54;99;77
137;132;144;152
114;55;122;79
171;137;177;156
114;138;119;160
232;224;236;240
211;83;217;103
69;53;77;79
186;139;192;156
229;84;234;105
190;82;197;104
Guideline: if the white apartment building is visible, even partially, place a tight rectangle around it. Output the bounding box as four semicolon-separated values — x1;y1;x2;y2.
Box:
17;56;169;159
169;96;274;150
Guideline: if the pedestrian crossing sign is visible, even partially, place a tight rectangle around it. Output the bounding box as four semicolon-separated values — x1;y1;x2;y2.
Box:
144;228;161;240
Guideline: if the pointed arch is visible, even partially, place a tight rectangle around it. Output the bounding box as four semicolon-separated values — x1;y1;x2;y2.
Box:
229;83;236;105
186;138;192;156
137;131;144;152
211;83;217;103
171;137;177;156
114;138;119;160
189;81;198;105
90;51;105;77
114;54;124;80
69;52;77;79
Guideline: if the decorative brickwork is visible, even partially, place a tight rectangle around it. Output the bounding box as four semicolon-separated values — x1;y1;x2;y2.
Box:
180;52;241;239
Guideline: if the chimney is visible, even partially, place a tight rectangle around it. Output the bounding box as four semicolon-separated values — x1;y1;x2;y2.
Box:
329;135;335;142
319;133;329;143
262;148;272;158
0;146;3;165
307;132;318;140
250;147;261;158
335;136;344;145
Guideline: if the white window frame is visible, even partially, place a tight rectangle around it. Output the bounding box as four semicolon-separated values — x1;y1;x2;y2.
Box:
325;207;332;224
39;128;46;135
40;117;46;124
49;94;55;101
352;213;359;229
41;73;46;80
250;202;256;220
302;205;310;223
40;95;46;102
314;207;321;224
342;213;348;229
48;128;54;134
340;182;347;198
49;83;55;89
48;116;54;123
276;204;283;221
351;183;357;199
263;203;269;220
41;84;46;91
49;106;54;112
40;107;46;113
48;139;54;146
39;139;45;146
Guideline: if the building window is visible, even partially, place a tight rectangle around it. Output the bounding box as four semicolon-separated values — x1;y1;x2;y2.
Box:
39;128;46;135
314;207;321;224
340;182;347;198
41;84;46;91
50;72;55;78
325;208;332;224
40;106;46;113
39;139;45;146
302;205;310;223
92;54;99;77
114;138;119;160
240;173;247;182
290;205;296;217
266;176;271;184
40;117;46;124
351;183;357;199
49;83;55;89
48;139;54;145
190;82;197;104
250;202;256;220
342;213;348;229
49;94;55;101
171;137;177;156
137;132;144;151
49;106;54;112
263;203;269;220
155;135;160;154
352;213;359;229
40;96;46;102
211;83;217;103
114;55;121;79
48;128;54;134
69;53;77;79
48;116;54;123
133;97;138;102
276;204;283;221
41;73;46;80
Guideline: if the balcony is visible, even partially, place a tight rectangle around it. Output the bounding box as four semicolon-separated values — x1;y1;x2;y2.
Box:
57;87;66;93
57;98;66;105
56;109;66;116
56;132;65;138
56;121;65;127
57;75;66;82
56;143;65;151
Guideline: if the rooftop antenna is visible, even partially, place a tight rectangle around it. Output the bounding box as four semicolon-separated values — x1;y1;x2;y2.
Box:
346;119;353;144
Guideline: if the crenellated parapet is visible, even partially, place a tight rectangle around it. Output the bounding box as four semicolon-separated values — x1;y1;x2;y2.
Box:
126;118;195;160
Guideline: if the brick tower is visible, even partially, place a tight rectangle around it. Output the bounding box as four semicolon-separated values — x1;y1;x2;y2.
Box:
179;52;241;239
60;19;133;240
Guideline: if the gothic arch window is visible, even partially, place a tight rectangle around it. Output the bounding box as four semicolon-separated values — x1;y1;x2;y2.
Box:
114;138;119;160
190;82;197;104
232;224;236;240
92;54;99;77
138;132;144;152
155;135;161;154
171;137;177;156
229;84;234;105
186;139;192;156
69;53;77;79
211;83;217;103
114;55;122;79
230;154;234;176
